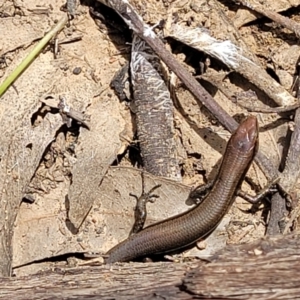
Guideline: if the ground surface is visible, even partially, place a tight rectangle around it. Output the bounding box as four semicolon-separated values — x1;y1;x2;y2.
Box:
0;0;299;277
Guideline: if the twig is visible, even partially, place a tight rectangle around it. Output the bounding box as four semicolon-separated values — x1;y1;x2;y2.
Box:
240;103;300;113
200;73;299;113
234;0;300;38
96;0;278;181
40;95;90;129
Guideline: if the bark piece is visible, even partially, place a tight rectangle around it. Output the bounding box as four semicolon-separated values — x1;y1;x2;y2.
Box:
131;35;181;181
184;234;300;299
3;234;300;299
280;109;300;193
266;192;287;235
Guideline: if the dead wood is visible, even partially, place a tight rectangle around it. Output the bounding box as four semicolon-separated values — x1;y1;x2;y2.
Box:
130;35;181;181
3;233;300;299
185;233;300;299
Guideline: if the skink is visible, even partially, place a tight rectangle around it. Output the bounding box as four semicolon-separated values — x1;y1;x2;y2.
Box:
105;116;259;263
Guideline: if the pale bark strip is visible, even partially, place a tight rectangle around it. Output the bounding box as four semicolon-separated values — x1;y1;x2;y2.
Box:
131;36;181;181
167;23;296;107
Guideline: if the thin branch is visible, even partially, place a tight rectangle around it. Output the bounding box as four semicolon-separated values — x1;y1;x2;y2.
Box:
240;103;300;113
234;0;300;38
